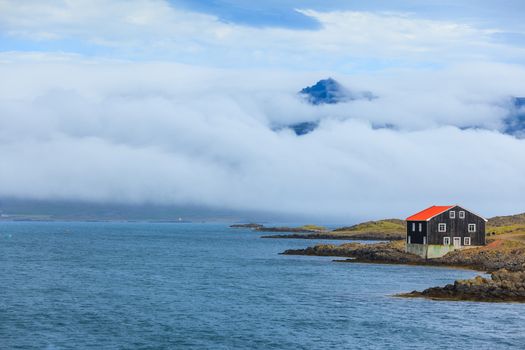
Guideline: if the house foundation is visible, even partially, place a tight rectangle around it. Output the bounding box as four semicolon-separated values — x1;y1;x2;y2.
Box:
406;243;456;259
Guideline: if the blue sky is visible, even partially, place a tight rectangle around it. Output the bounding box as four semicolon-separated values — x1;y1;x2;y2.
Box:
170;0;525;31
1;0;525;71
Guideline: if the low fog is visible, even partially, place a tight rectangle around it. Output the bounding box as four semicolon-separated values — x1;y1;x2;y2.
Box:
1;58;524;221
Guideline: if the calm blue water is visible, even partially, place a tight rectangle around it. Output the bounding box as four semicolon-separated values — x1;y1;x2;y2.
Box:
1;222;524;350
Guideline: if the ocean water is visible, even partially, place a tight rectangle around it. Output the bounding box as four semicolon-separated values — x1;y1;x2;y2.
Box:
1;222;524;350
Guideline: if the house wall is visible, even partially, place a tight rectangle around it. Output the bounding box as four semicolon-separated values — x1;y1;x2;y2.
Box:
427;206;486;246
406;221;428;244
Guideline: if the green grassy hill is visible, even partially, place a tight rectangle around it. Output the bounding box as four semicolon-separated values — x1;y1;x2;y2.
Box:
333;219;405;234
488;213;525;227
487;212;525;239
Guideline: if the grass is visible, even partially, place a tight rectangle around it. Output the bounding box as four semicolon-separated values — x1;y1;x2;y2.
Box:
487;213;525;227
333;219;405;234
298;224;327;232
487;224;525;235
486;213;525;241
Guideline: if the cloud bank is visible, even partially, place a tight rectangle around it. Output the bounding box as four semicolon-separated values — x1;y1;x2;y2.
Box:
0;57;524;220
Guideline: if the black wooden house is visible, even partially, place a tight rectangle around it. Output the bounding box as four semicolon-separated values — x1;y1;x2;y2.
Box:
405;205;487;259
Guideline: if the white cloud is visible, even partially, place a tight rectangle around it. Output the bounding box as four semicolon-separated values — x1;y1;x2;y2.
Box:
1;0;525;69
0;58;524;221
1;1;525;221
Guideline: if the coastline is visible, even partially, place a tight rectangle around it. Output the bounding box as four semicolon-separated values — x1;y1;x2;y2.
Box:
261;233;404;240
281;239;525;302
232;212;525;303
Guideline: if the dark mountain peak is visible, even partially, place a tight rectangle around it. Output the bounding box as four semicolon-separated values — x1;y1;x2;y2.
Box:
271;121;319;136
310;77;340;90
288;121;319;136
299;78;376;105
299;78;350;105
513;96;525;108
503;96;525;138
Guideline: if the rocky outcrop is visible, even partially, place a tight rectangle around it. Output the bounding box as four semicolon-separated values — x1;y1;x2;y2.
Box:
263;233;354;240
400;269;525;302
282;241;424;264
230;223;264;229
255;226;323;233
230;224;328;234
263;231;404;240
431;244;525;272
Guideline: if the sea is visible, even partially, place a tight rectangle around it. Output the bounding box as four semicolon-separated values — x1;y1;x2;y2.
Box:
1;221;524;350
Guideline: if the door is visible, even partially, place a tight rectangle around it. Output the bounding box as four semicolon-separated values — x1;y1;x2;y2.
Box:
453;237;461;248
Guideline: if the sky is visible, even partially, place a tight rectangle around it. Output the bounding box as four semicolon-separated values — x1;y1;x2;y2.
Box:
1;0;525;222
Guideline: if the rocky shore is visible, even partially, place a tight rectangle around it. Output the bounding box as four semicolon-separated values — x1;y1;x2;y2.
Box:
261;231;405;240
282;239;525;302
282;239;525;271
282;240;423;264
399;269;525;302
239;212;525;302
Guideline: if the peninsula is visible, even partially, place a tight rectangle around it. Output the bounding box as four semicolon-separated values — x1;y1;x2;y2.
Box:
230;219;406;240
279;212;525;302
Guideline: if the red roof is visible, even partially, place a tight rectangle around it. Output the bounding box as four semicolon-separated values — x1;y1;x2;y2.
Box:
406;205;455;221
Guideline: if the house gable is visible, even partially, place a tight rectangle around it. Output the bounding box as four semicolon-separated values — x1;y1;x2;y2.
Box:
406;205;488;222
426;206;486;246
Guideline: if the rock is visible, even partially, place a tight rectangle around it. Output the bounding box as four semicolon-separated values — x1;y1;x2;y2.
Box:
404;268;525;302
229;223;263;229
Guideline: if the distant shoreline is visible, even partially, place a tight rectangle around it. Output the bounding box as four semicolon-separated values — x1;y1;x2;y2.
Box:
230;220;406;241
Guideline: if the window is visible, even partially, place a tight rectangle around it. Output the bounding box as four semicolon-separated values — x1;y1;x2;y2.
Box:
464;237;471;246
423;236;427;245
459;211;465;219
438;223;447;232
450;211;456;219
408;235;411;244
468;224;476;232
418;223;422;232
443;237;451;245
412;223;415;231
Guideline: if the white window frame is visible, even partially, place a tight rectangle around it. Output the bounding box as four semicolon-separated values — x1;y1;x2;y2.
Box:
459;211;465;219
418;223;422;232
443;237;451;245
438;223;447;232
412;223;415;231
464;237;471;246
449;211;456;219
468;224;476;233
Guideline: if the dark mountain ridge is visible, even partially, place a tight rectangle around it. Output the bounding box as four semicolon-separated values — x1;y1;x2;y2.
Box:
299;77;375;105
277;78;376;136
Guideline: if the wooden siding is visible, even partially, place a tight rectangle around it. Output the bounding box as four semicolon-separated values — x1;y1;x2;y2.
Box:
406;221;428;244
407;206;486;246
